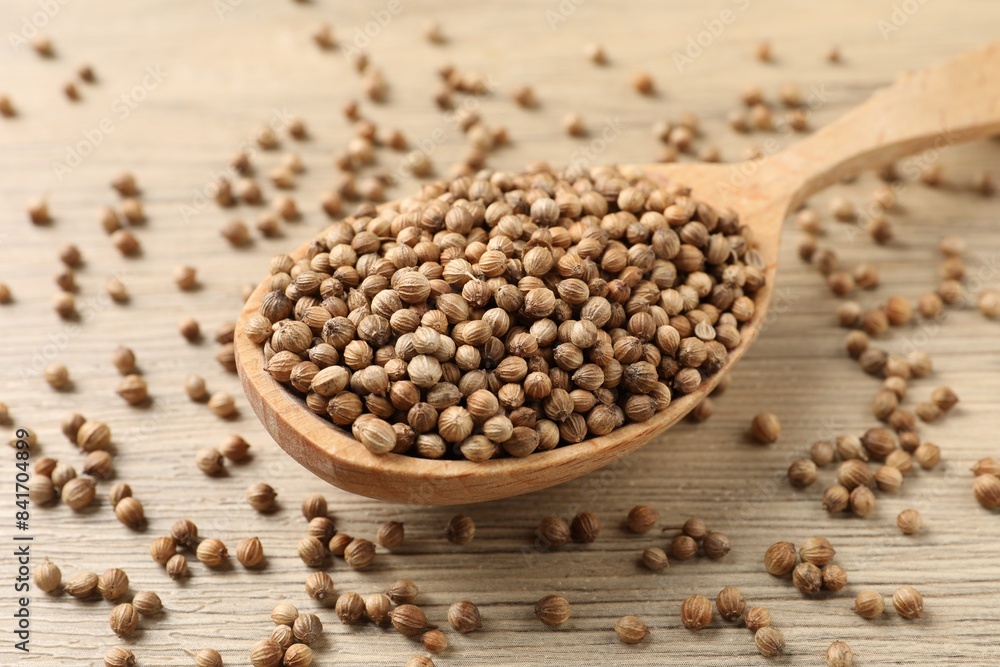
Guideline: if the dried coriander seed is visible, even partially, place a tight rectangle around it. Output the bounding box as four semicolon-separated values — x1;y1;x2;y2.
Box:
105;646;136;667
534;594;571;626
681;594;713;631
196;538;228;567
788;458;818;487
764;541;797;576
220;434;251;461
111;346;137;374
301;493;328;520
115;497;145;529
297;537;327;568
132;590;162;616
246;482;277;511
364;592;392;625
570;511;600;543
716;587;746;621
271;603;299;626
849;486;876;516
335;592;365;624
754;626;785;658
792;562;822;595
973;474;1000;509
149;536;176;564
237;536;264;568
387;578;419;604
826;640;854;667
305;571;334;602
377;521;405;549
62;477;96;510
799;537;836;567
852;590;885;619
344;538;375;569
615;615;649;644
109;603;139;637
448;600;482;633
821;564;848;592
892;585;924;619
670;534;699;560
626;505;659;533
750;412;781;444
34;558;61;593
166;554;189;579
422;629;448;653
196;448;224;475
293;612;323;644
65;571;99;598
249;639;283;667
744;606;771;632
117;374;148;405
642;547;669;572
445;515;475;544
191;648;222;667
704;532;731;559
390;604;430;636
537;515;571;549
283;644;313;667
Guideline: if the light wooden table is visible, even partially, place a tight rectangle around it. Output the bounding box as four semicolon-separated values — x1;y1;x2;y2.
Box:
2;1;999;665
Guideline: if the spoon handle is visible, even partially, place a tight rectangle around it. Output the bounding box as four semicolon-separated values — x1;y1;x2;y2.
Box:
770;42;1000;208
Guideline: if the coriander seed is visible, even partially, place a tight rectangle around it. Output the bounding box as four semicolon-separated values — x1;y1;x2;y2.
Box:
305;571;334;602
681;594;713;631
196;538;228;567
62;477;96;510
445;514;475;544
799;537;836;566
422;629;449;653
297;537;326;568
44;362;70;389
293;612;323;644
534;594;571;627
192;649;222;667
788;458;818;487
387;578;419;604
750;412;781;444
111;347;137;374
754;626;785;658
821;564;848;592
670;535;699;560
249;639;283;667
626;505;658;533
344;538;375;569
570;511;600;543
307;517;335;543
615;615;649;644
716;586;746;621
682;517;708;540
377;521;405;549
116;374;148;405
704;532;731;559
642;547;669;571
246;482;277;512
114;497;145;529
105;647;136;667
132;590;162;616
826;640;854;667
365;593;393;625
892;585;924;619
448;600;482;633
283;644;313;667
271;603;299;626
764;541;797;576
34;558;61;593
336;592;365;624
850;486;876;516
109;603;139;637
793;562;822;595
852;590;885;619
973;474;1000;509
390;604;430;636
196;448;224;475
166;554;189;579
171;519;199;548
237;536;264;568
301;493;327;520
537;515;571;549
150;536;176;564
220;434;250;461
744;606;771;632
65;571;99;598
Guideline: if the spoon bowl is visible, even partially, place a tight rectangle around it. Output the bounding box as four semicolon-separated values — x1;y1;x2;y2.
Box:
236;43;1000;504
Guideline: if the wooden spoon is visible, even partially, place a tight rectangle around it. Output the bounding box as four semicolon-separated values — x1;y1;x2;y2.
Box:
236;43;1000;505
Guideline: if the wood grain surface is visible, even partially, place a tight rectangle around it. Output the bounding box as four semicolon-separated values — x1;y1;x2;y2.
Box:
2;1;999;665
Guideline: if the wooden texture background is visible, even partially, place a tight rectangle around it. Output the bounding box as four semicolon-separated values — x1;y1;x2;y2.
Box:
2;1;999;665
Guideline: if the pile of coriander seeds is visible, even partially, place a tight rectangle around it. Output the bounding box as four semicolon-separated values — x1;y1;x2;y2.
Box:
245;163;766;459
